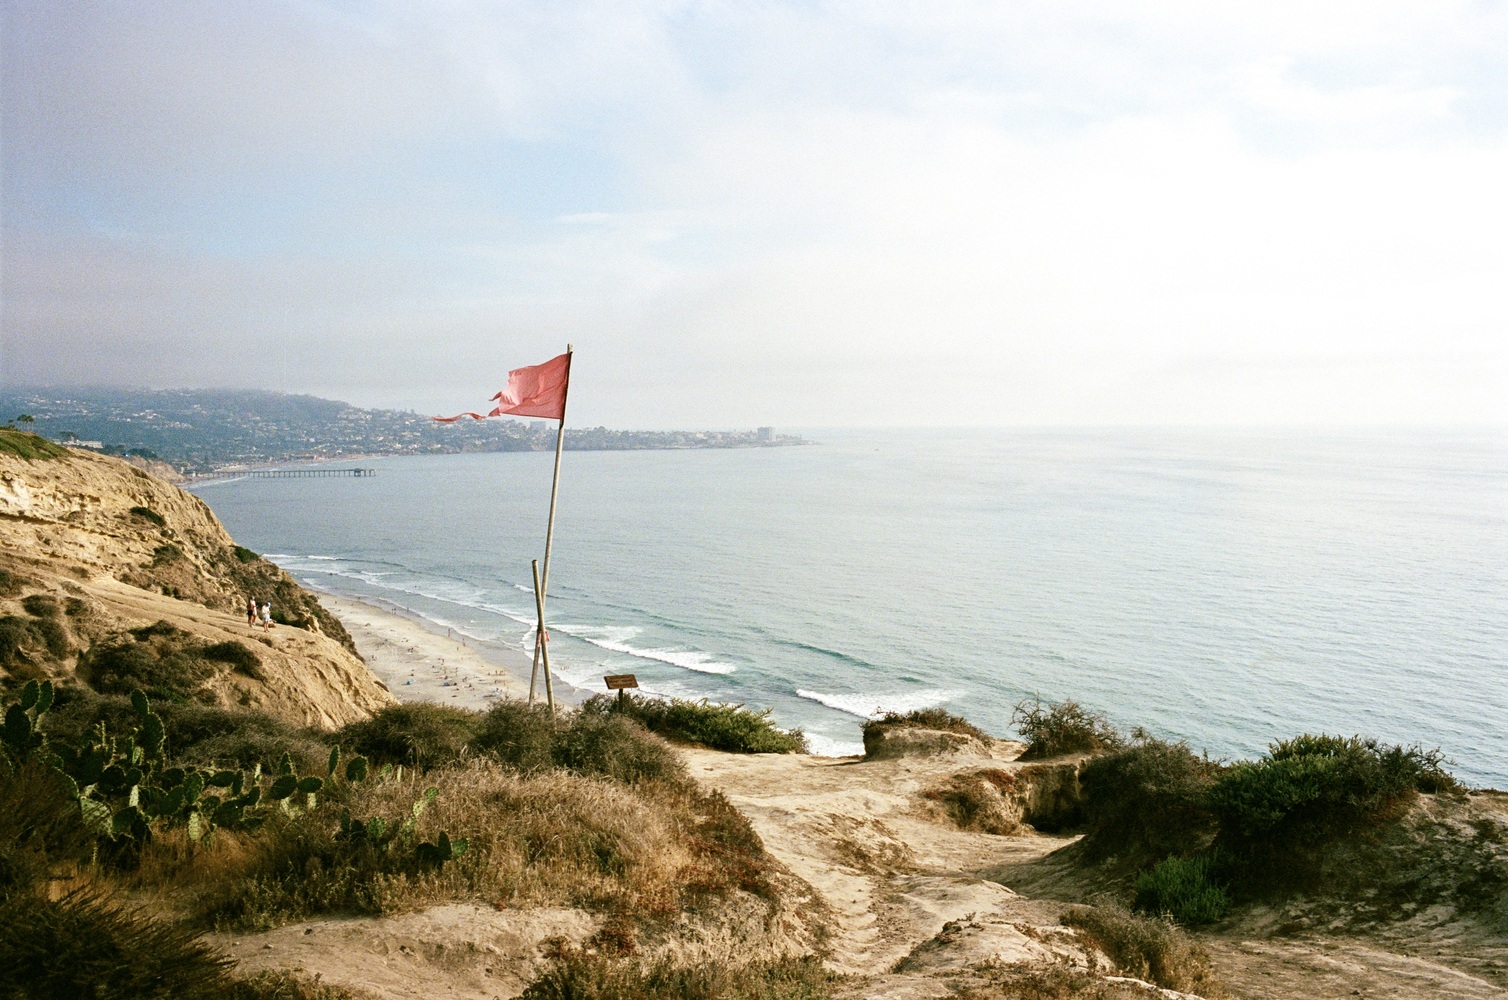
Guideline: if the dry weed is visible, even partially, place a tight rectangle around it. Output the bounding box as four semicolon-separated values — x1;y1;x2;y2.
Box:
1061;903;1226;998
192;759;779;931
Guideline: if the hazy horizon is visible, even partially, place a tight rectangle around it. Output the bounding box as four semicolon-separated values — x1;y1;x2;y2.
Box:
5;3;1507;428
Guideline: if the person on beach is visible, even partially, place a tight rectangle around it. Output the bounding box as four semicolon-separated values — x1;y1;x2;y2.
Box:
247;597;257;627
260;602;274;630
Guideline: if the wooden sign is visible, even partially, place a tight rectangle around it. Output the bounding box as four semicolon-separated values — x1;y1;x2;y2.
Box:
603;674;639;690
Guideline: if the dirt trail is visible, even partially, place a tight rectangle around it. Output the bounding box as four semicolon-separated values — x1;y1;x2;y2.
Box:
684;745;1087;977
688;746;1508;999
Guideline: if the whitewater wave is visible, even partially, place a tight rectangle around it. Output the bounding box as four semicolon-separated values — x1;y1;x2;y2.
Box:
574;634;737;675
294;567;541;630
795;687;961;720
804;733;865;758
543;623;736;675
287;562;737;678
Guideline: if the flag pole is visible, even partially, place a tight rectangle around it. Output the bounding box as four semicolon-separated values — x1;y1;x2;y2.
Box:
531;559;555;720
529;344;573;705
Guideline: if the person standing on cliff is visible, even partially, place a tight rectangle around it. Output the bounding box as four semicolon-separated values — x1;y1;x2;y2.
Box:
247;596;257;627
260;602;274;630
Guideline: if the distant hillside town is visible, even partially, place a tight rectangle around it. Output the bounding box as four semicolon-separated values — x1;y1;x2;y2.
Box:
0;388;806;475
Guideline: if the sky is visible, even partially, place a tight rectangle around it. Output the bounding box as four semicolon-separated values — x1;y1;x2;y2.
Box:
3;1;1507;428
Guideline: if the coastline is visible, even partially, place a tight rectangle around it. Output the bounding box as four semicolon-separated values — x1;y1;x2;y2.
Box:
314;590;577;712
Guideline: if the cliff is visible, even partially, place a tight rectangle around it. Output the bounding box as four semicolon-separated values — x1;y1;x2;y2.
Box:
0;430;394;728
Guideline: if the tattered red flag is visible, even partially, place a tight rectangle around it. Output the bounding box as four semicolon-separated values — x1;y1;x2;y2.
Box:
433;352;571;423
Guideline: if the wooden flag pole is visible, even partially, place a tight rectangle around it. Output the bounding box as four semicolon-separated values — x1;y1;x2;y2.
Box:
531;559;555;720
529;344;573;704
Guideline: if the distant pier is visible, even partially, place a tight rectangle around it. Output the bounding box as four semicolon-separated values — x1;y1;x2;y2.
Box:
242;468;376;478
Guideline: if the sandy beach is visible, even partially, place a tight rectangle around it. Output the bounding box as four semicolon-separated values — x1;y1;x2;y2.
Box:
314;591;568;711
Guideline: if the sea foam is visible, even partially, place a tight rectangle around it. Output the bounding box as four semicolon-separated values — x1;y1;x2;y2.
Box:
796;688;961;720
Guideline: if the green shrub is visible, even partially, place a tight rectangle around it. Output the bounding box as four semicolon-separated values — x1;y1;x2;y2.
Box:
1211;734;1454;852
552;712;687;785
200;641;263;678
520;954;836;1000
871;706;988;739
1077;738;1219;863
129;505;167;527
20;594;60;618
1012;697;1123;760
232;546;260;564
44;690;333;775
152;543;185;565
1060;904;1223;996
471;700;556;772
337;703;483;771
585;693;807;754
0;568;29;598
474;701;688;783
1203;733;1463;897
0;612;72;679
1134;854;1230;926
76;623;216;701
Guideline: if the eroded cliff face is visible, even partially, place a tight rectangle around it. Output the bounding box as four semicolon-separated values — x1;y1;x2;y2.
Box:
0;439;394;728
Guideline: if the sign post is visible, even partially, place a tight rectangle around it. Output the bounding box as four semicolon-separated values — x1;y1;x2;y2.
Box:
603;673;638;710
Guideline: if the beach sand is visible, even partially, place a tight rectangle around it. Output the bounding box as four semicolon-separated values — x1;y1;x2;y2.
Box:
315;591;567;712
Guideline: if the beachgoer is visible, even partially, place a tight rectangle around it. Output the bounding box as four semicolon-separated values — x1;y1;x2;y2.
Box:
260;602;274;630
247;597;257;627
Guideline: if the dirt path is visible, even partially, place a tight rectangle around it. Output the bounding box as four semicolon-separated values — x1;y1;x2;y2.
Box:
687;746;1508;999
684;745;1086;978
1206;934;1508;999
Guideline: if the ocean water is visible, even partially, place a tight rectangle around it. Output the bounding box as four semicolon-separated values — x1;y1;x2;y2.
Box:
191;428;1508;787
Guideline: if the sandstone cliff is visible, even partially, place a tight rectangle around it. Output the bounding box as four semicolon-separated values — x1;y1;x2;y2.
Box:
0;430;394;728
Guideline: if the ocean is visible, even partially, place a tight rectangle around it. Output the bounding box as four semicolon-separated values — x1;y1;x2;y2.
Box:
190;428;1508;787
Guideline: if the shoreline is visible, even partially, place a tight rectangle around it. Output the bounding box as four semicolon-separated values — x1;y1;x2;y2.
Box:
314;590;582;712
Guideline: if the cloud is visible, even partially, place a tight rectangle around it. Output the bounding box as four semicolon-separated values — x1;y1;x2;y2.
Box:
3;2;1506;425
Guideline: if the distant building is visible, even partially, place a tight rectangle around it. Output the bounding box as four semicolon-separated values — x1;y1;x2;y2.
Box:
756;426;775;443
71;441;104;449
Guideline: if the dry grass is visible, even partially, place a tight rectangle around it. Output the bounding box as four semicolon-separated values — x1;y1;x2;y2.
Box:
1061;903;1226;998
957;963;1170;999
519;953;836;1000
862;708;992;760
184;759;777;932
1013;698;1123;761
923;769;1025;835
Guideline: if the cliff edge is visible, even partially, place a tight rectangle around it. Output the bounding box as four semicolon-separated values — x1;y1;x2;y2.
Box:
0;429;394;728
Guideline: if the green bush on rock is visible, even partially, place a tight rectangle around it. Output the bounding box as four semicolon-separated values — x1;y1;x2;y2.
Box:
583;692;807;754
1012;697;1122;760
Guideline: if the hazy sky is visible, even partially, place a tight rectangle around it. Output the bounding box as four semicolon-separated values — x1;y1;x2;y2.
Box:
3;2;1506;427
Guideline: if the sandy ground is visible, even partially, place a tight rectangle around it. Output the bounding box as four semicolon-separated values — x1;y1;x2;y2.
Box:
315;592;546;710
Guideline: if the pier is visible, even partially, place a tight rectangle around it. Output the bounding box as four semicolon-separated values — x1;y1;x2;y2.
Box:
241;468;376;478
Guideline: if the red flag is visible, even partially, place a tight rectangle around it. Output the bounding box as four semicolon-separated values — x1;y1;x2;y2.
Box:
434;352;571;423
